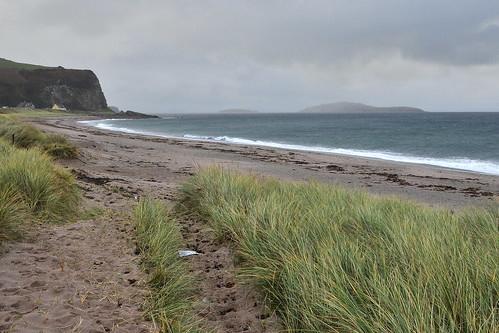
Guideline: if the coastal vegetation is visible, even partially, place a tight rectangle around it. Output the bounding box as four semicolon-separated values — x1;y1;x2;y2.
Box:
0;57;50;70
1;106;157;120
0;117;78;158
0;186;28;243
133;197;200;332
0;140;79;243
180;167;498;332
0;107;73;118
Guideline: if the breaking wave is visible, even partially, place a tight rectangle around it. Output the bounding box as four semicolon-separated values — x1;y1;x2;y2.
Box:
80;120;499;176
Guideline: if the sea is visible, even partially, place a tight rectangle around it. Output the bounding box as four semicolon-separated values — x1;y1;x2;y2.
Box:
80;112;499;176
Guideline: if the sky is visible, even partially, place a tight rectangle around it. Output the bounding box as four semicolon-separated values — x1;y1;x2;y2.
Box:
1;0;499;113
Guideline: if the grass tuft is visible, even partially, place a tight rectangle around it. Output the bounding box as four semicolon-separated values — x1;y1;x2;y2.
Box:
134;197;201;333
180;167;499;333
41;134;79;159
0;187;29;243
0;141;79;224
0;117;78;159
0;119;44;148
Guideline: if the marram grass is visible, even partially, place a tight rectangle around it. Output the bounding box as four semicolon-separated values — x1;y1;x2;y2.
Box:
180;167;498;333
0;186;28;242
0;117;77;159
134;197;201;333
0;118;79;243
0;141;79;226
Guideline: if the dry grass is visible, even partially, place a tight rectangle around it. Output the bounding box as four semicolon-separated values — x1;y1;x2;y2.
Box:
0;117;78;159
0;187;28;243
180;167;499;333
0;141;80;243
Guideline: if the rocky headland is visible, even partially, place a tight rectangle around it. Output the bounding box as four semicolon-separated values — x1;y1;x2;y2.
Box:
0;58;107;111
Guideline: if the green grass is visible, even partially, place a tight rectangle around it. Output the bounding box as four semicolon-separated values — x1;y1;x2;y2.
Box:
0;141;80;225
0;187;29;243
134;197;201;332
0;140;80;243
0;117;78;159
41;134;78;159
0;107;117;118
0;58;50;70
0;107;73;118
179;167;499;333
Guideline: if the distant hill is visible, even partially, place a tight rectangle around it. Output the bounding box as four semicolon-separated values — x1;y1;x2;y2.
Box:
219;108;259;114
300;102;425;113
0;58;107;111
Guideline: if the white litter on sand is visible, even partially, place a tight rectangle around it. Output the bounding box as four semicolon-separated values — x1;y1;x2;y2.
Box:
178;250;199;257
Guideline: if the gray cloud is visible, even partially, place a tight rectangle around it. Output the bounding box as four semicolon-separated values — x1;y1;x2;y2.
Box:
1;0;499;112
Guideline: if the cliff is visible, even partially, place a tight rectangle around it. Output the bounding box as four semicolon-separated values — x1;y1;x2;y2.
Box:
300;102;425;113
0;58;107;111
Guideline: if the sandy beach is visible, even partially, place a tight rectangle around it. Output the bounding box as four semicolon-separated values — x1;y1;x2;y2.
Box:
1;116;497;332
3;2;499;330
38;117;499;209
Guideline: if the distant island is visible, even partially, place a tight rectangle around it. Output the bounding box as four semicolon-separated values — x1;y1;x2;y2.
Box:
219;108;259;114
300;102;425;113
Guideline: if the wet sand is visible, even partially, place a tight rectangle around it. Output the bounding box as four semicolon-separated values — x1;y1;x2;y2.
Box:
0;116;497;333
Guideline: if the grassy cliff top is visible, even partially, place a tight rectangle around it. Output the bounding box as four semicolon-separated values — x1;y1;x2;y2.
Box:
0;58;51;70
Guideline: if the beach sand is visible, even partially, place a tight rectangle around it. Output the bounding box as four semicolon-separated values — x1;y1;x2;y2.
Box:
0;116;497;332
39;117;499;209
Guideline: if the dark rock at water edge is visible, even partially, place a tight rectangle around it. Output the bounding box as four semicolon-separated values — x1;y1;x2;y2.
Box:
117;110;159;119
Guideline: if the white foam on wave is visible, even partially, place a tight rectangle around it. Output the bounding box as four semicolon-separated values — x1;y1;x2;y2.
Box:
79;119;173;137
79;120;499;176
183;135;499;176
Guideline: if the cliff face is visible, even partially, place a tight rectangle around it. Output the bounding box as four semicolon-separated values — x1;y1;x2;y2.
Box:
0;61;107;111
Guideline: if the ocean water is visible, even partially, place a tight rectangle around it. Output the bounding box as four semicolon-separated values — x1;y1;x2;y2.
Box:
81;113;499;175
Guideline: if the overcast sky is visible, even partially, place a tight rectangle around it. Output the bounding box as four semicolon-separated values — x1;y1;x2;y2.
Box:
1;1;499;113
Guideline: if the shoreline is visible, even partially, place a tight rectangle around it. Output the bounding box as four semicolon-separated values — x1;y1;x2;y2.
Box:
2;114;497;331
79;118;499;177
31;116;499;209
